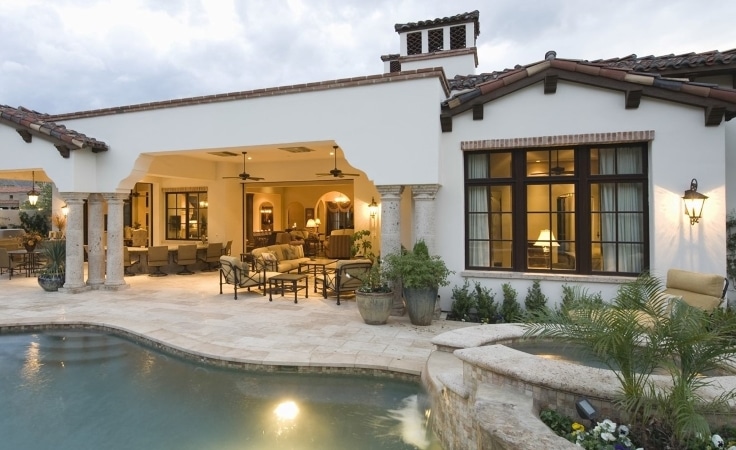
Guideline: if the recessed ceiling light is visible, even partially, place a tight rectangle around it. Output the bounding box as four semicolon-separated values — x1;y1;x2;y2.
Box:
279;146;315;153
208;151;238;157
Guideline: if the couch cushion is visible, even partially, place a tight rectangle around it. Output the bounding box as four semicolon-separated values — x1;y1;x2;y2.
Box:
663;288;721;312
666;268;724;298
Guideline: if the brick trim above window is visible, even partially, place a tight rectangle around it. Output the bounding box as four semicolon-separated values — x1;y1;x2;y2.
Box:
461;130;655;151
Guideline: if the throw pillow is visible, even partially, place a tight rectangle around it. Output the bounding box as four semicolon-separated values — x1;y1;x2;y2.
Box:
283;247;296;260
261;252;277;262
291;244;304;259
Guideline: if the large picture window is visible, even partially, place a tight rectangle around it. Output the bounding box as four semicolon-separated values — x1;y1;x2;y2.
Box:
465;143;648;275
165;191;208;241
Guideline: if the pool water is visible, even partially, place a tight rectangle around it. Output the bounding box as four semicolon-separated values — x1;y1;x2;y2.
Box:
0;331;440;450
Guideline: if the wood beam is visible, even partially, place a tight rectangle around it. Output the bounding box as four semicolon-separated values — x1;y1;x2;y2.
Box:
625;90;642;109
544;74;558;94
705;106;725;126
472;104;483;120
16;129;32;143
55;144;71;158
440;115;452;132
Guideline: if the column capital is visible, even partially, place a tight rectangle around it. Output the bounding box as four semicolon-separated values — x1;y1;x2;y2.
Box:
375;185;404;200
411;184;440;199
102;192;130;203
59;192;90;203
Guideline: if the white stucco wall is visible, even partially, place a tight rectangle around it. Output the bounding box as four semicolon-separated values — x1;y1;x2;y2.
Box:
433;81;729;309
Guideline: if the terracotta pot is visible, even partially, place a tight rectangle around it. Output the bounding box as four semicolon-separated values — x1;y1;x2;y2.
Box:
356;291;393;325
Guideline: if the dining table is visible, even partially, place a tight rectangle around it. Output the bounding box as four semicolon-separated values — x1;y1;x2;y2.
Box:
127;244;209;274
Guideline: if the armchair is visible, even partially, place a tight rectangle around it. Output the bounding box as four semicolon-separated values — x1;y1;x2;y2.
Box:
174;244;198;275
219;255;280;299
319;259;373;305
199;242;223;271
324;234;352;259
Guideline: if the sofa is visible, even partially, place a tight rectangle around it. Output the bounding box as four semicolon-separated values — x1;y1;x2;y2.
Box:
324;229;353;259
251;243;311;273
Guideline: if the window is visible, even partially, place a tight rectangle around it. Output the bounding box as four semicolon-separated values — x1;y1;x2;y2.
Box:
428;28;443;52
165;191;208;240
450;25;466;49
390;60;401;73
465;143;648;275
407;32;422;55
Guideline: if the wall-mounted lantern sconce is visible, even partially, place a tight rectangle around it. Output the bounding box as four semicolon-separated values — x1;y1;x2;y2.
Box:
61;204;69;216
27;171;39;206
368;197;378;218
682;178;708;225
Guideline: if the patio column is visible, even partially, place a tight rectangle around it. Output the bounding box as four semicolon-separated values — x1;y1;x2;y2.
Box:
59;193;89;293
103;193;129;290
86;193;105;288
376;185;404;316
411;184;440;254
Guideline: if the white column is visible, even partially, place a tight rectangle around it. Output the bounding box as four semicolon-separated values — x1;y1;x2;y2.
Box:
376;185;405;316
411;184;440;255
59;193;89;293
103;193;129;290
86;194;105;288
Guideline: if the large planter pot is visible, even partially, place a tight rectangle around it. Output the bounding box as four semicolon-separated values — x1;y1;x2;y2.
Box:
356;291;393;325
403;287;438;326
38;273;65;292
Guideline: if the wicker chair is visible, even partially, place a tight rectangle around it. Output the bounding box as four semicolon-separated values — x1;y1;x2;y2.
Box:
199;242;223;271
147;245;169;277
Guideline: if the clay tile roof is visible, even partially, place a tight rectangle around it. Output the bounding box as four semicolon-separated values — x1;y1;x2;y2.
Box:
0;105;108;152
593;48;736;74
441;54;736;122
394;10;480;38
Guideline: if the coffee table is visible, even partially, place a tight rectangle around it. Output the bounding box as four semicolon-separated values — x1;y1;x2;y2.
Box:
299;258;337;293
267;273;308;303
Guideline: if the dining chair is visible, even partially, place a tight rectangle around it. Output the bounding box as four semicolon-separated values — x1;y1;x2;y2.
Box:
222;240;233;256
147;245;169;277
199;242;223;272
174;244;198;275
0;248;22;279
123;247;139;276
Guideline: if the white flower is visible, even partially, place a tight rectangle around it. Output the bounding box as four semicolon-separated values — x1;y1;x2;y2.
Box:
712;434;725;448
600;431;616;442
618;424;630;437
599;419;616;433
726;446;736;450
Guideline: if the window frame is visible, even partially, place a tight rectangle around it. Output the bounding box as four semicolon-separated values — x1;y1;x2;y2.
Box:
165;190;208;241
464;143;649;275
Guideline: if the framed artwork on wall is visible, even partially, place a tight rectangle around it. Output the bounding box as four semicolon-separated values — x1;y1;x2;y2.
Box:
305;208;315;223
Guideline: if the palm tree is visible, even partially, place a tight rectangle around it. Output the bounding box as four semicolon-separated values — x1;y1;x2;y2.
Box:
524;274;736;448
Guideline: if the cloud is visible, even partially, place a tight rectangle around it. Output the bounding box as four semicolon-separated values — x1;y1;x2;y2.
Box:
0;0;734;113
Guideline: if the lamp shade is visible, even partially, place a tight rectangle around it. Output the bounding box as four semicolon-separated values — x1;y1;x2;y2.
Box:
314;218;321;226
534;229;559;249
306;219;317;228
682;178;707;225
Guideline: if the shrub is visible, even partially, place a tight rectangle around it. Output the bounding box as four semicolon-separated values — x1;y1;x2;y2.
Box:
499;282;522;323
474;283;497;324
450;281;475;321
524;280;548;313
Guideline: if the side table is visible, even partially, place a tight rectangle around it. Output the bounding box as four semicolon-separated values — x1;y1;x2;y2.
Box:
267;273;309;303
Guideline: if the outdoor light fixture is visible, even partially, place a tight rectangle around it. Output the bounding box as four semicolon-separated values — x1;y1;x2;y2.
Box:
683;178;708;225
27;171;39;206
576;398;598;422
533;229;559;253
368;197;378;218
61;204;69;216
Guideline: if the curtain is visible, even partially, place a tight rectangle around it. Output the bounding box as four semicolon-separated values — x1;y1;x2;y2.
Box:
468;186;490;266
598;147;642;272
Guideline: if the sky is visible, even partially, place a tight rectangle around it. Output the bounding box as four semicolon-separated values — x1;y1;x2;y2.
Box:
1;0;735;114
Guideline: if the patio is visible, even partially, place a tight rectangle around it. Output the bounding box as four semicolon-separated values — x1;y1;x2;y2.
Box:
0;269;473;377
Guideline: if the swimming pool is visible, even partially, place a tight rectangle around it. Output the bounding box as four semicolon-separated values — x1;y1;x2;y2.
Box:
1;330;440;449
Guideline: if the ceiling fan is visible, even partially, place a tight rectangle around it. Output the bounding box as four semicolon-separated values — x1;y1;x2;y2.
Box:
531;150;574;176
223;151;264;181
316;146;360;178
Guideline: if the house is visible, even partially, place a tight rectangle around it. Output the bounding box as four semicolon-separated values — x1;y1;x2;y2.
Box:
0;10;735;308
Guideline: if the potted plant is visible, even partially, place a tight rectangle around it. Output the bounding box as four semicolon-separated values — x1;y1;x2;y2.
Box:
354;260;393;325
384;239;453;326
37;239;65;292
16;230;43;252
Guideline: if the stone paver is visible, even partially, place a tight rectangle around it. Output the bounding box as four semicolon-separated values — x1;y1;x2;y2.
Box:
0;270;473;376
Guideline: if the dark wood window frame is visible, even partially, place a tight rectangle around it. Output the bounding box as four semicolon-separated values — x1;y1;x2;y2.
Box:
165;190;208;241
464;143;649;275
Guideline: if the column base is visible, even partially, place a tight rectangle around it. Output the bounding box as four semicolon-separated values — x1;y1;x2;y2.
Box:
59;285;91;294
103;282;130;291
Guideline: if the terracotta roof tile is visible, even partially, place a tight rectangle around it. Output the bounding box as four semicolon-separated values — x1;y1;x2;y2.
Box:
0;105;108;152
593;49;736;73
394;10;480;38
